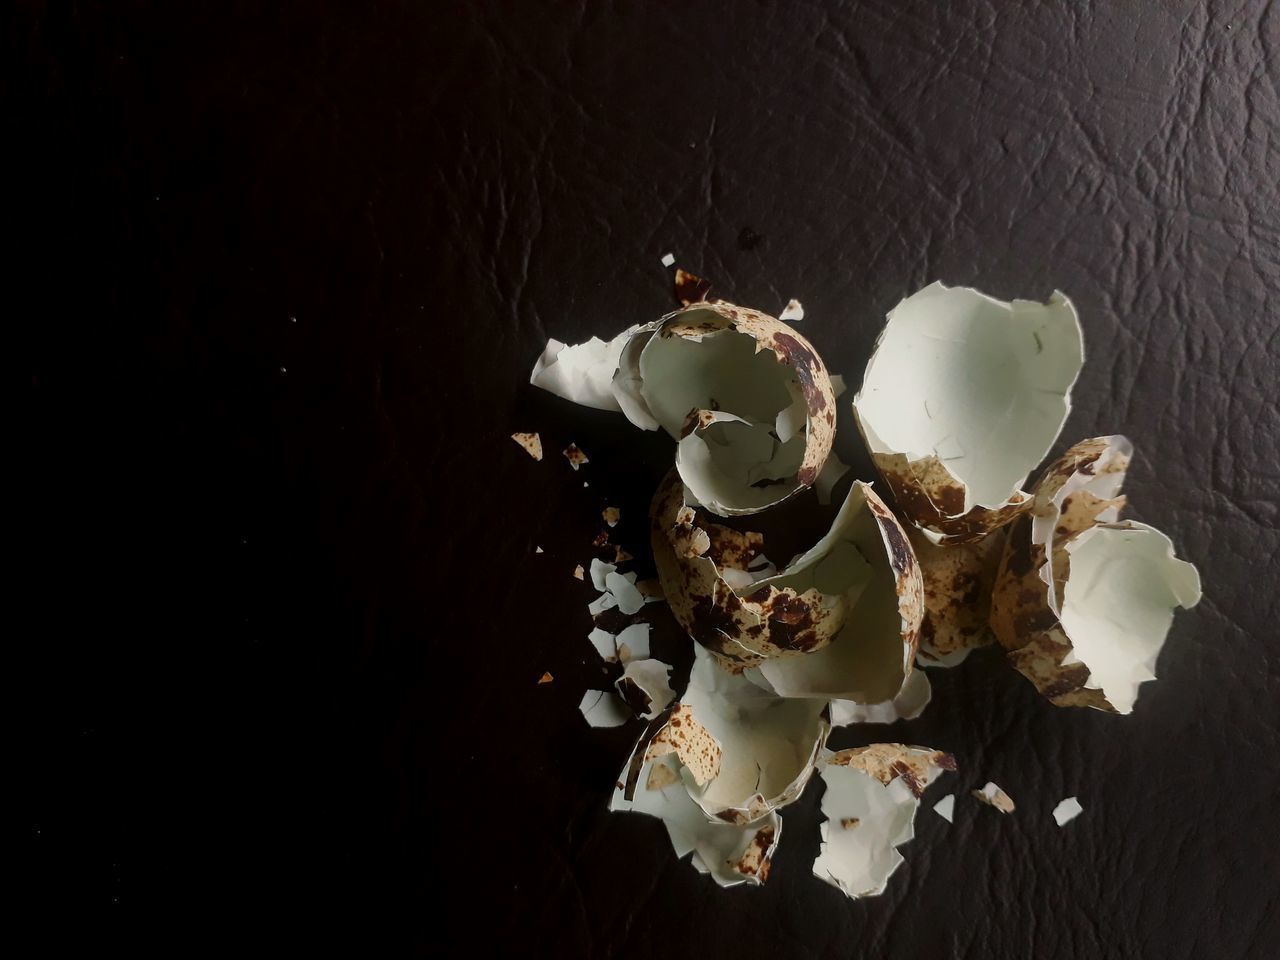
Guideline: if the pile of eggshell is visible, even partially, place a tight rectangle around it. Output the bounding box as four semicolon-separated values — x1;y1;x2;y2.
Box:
524;270;1200;897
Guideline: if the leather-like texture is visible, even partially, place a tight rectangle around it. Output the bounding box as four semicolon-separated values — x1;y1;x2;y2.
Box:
15;1;1278;955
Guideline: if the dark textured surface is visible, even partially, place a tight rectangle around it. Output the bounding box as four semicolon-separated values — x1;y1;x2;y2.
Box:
14;1;1280;955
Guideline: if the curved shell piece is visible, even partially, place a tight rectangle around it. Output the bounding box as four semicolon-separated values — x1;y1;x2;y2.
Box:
812;744;955;899
991;437;1200;712
853;282;1084;544
616;301;835;515
651;471;923;710
644;645;830;825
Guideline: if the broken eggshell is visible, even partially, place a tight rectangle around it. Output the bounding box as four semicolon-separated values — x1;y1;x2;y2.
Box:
614;300;836;515
651;469;923;712
812;744;955;899
529;325;641;411
610;753;781;887
615;658;676;720
909;525;1003;667
638;645;830;825
853;282;1085;545
990;436;1201;712
651;469;924;705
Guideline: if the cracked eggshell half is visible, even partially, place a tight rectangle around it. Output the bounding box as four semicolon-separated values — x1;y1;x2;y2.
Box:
991;437;1200;712
642;645;830;825
745;483;925;706
910;524;1003;667
651;470;923;706
812;744;955;899
615;301;836;515
610;753;781;887
853;282;1084;544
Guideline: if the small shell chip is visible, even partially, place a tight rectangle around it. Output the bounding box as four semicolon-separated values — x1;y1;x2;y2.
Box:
562;443;589;470
615;658;675;720
973;781;1015;813
1052;796;1084;826
511;431;543;460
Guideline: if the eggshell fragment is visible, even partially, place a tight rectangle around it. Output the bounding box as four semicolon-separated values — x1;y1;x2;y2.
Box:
579;689;632;728
933;794;955;823
779;299;804;322
825;744;956;797
643;646;829;824
614;623;651;664
991;437;1200;712
530;326;640;411
610;753;781;887
853;282;1085;544
1052;797;1083;826
615;658;676;719
674;268;712;305
602;506;621;527
615;300;836;515
973;781;1015;813
562;443;589;470
511;431;543;460
812;744;955;899
652;470;922;713
909;525;1002;667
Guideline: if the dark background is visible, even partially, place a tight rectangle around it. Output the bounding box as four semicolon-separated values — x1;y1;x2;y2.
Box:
14;1;1279;956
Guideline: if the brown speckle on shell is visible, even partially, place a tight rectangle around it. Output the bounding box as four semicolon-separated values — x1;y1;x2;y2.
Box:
732;824;777;882
872;450;1030;545
909;525;1002;661
827;744;956;798
645;703;723;786
990;437;1133;710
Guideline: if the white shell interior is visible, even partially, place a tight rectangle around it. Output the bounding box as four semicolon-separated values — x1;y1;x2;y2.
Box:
681;646;827;818
677;411;807;515
529;324;640;411
1059;522;1202;714
639;321;795;436
750;485;909;703
811;767;919;898
625;317;814;515
855;283;1084;510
